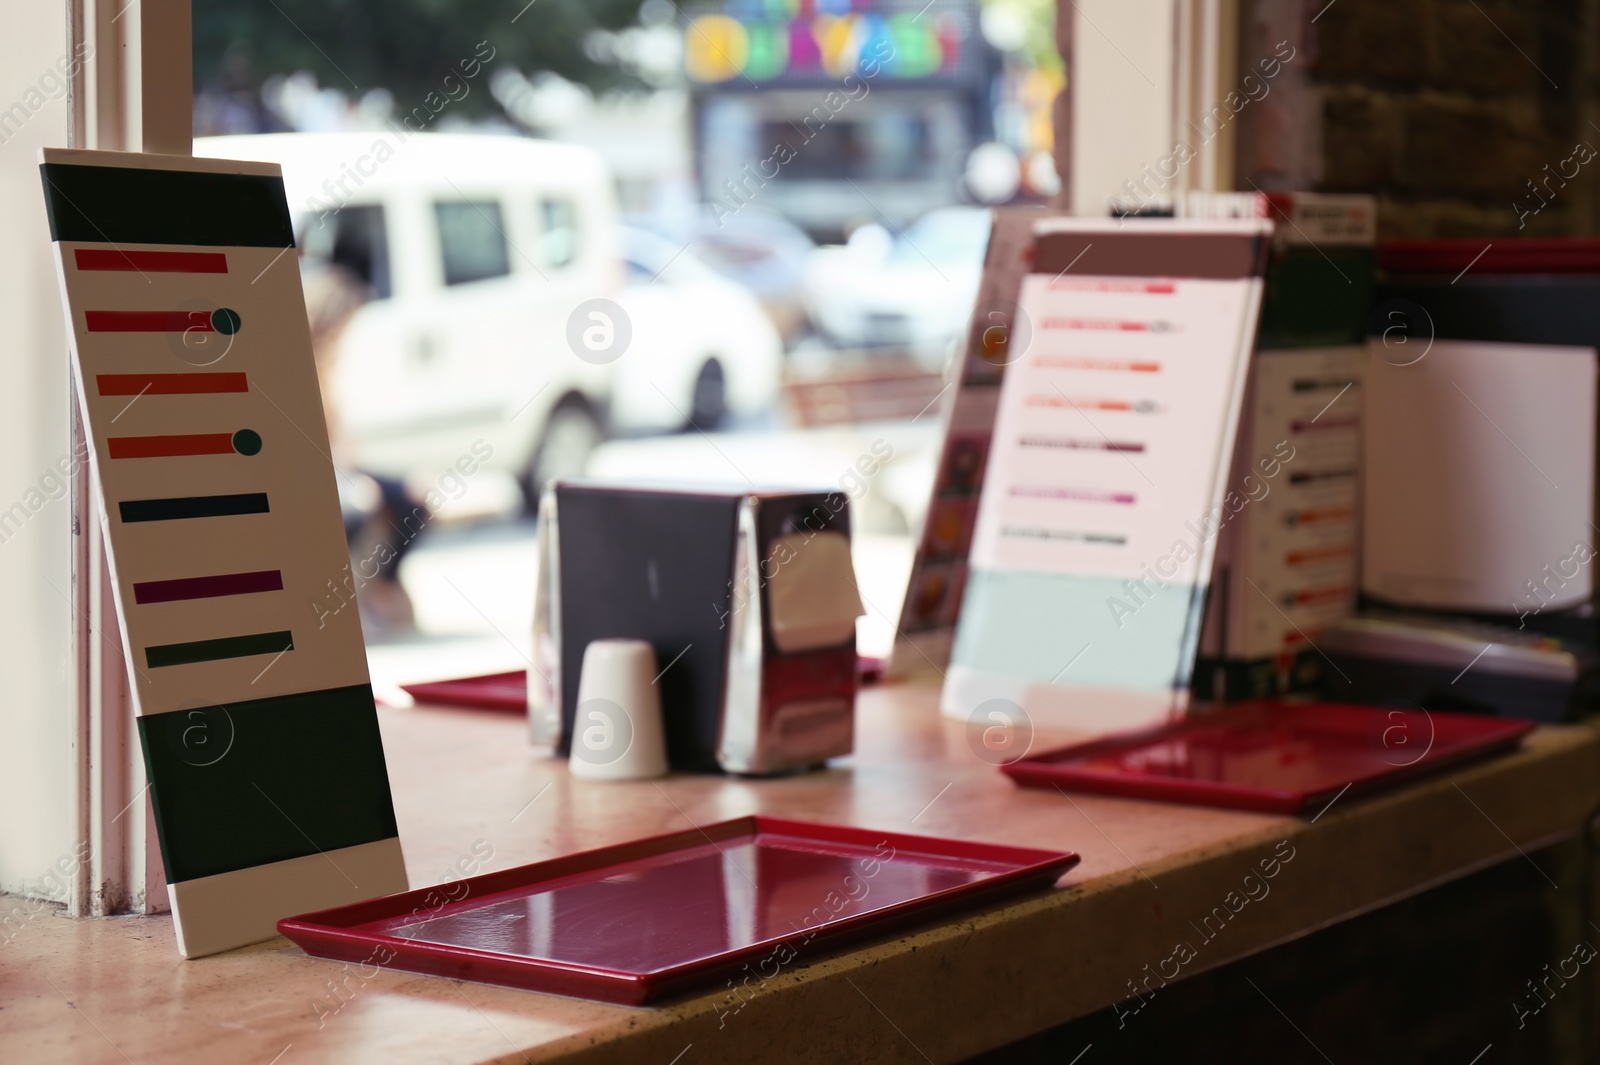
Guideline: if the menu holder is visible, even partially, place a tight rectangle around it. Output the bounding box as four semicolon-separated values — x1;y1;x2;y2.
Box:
889;207;1045;676
40;148;407;957
942;218;1272;734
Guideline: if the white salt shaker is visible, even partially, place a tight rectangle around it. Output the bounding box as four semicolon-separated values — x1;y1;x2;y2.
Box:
568;638;669;781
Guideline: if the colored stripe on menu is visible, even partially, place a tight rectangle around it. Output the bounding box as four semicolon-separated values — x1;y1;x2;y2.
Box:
134;569;283;605
110;433;234;459
1025;395;1159;413
1001;526;1128;544
1292;376;1356;393
97;373;247;396
1286;546;1354;567
1035;357;1161;373
1020;435;1146;453
1287;505;1353;527
1289;468;1356;486
1282;585;1351;608
119;493;269;523
74;249;228;273
1039;318;1162;332
1290;416;1359;433
110;429;260;459
145;630;293;669
86;310;239;333
1009;486;1138;505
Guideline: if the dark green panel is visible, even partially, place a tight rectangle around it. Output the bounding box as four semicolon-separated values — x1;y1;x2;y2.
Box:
138;684;399;884
1258;246;1376;349
40;162;295;248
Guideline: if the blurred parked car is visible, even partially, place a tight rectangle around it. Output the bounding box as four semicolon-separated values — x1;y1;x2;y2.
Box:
196;132;620;502
608;226;784;432
802;206;991;369
631;207;817;346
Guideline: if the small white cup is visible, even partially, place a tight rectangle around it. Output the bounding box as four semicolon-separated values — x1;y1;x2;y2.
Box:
569;638;669;781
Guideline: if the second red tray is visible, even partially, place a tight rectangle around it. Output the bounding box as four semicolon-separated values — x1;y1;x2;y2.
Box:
279;816;1078;1004
1002;700;1534;815
399;659;887;715
399;670;527;713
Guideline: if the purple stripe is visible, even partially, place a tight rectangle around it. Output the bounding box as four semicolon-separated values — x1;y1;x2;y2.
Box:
134;569;284;604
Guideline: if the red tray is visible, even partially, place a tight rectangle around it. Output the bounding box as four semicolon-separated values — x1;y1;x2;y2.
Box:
1002;700;1535;815
400;658;889;714
278;815;1078;1004
399;671;527;713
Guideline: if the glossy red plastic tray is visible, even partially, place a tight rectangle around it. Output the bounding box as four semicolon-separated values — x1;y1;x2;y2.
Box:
400;659;888;714
399;670;527;713
278;816;1078;1004
1002;700;1535;815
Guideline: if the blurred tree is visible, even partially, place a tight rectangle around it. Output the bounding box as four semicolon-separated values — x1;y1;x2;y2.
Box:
193;0;650;112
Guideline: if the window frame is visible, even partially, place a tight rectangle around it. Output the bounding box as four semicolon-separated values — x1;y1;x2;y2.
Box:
2;0;1238;920
0;0;192;916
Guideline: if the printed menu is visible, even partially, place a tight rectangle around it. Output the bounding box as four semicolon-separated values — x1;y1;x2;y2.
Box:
942;218;1271;733
40;148;407;958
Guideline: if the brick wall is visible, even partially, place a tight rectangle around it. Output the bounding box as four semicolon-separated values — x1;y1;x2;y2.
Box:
1235;0;1600;238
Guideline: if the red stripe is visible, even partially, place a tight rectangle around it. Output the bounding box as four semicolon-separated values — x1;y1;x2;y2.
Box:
1286;547;1353;566
134;569;283;604
97;373;247;396
109;433;235;458
75;249;228;274
86;310;215;333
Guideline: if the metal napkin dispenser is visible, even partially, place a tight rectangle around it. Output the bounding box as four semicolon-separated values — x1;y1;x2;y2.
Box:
530;482;863;774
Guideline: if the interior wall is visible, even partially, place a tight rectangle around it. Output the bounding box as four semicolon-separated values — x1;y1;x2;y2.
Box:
1236;0;1600;238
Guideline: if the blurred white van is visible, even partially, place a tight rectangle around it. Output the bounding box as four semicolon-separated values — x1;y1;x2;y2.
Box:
611;225;783;433
198;132;620;500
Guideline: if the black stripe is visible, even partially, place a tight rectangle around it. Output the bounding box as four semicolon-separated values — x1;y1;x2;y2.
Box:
138;684;399;884
120;493;270;523
40;163;295;248
145;630;293;669
119;489;268;521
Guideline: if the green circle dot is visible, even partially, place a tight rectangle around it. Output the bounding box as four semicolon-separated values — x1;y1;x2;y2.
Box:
232;429;262;456
211;308;242;335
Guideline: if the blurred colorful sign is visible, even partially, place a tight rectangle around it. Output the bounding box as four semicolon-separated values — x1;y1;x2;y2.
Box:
686;0;974;85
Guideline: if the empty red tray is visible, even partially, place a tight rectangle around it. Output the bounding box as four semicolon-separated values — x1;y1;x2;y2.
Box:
1002;700;1535;815
401;660;887;715
400;670;527;713
278;815;1078;1004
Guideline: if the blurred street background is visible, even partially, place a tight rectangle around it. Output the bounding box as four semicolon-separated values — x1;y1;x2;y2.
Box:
191;0;1062;696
